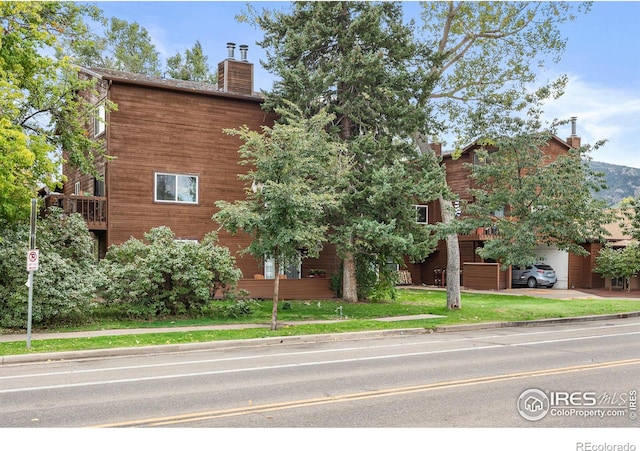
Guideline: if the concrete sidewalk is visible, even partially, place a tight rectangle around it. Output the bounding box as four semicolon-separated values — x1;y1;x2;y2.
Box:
2;287;640;365
2;287;637;345
0;314;446;344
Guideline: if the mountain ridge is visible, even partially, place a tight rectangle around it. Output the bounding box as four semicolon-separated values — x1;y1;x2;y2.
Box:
589;160;640;206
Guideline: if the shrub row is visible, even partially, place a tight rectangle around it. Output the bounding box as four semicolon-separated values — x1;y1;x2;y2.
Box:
0;210;245;328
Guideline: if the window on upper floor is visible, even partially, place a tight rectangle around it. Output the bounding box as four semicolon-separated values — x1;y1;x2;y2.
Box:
155;172;198;204
473;151;488;167
94;103;106;137
94;176;105;197
74;181;81;196
415;205;428;224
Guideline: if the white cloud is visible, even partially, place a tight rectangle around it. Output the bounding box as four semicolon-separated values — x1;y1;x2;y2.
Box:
541;74;640;168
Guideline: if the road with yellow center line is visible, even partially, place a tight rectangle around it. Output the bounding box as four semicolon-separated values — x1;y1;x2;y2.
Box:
1;318;639;428
92;358;640;427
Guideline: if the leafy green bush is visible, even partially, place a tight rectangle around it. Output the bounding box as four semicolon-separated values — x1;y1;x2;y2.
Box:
0;208;98;328
96;227;242;318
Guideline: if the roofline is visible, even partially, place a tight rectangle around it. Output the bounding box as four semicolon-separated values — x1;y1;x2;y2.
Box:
442;134;574;158
79;67;265;103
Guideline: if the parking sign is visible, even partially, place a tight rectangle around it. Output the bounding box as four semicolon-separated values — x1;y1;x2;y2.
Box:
27;249;39;272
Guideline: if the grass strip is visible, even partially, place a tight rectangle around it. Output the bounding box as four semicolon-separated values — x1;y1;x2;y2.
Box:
2;289;639;357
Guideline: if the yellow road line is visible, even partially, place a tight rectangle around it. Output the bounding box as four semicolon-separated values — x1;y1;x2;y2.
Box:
90;358;640;428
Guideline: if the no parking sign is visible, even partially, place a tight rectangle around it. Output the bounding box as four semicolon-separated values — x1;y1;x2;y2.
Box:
27;249;39;272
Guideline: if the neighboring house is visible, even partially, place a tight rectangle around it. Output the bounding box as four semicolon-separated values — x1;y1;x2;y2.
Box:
598;210;640;291
403;122;607;290
44;44;338;299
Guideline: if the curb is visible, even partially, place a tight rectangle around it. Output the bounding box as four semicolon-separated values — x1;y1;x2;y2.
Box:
2;312;640;365
0;328;427;365
433;311;640;333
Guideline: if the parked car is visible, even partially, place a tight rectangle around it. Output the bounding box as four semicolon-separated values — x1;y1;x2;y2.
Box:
512;263;557;288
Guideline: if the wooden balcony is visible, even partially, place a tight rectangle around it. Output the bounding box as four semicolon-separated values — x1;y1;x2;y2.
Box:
44;194;107;230
458;226;500;242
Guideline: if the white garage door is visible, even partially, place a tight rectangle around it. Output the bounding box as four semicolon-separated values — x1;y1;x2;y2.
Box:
533;245;569;289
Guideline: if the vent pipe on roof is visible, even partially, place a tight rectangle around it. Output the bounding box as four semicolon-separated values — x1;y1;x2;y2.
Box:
226;42;236;59
239;44;248;61
570;116;577;137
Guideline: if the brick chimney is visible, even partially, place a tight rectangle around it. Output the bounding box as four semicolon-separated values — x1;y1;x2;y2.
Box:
218;42;254;95
430;142;442;157
566;116;581;148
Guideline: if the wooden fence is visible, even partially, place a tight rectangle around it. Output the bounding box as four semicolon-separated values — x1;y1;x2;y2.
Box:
462;263;510;290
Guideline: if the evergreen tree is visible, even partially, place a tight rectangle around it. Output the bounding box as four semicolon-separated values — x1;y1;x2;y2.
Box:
247;1;444;302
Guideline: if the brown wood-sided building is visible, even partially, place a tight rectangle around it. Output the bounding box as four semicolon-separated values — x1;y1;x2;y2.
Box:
48;44;338;299
402;122;606;291
48;43;604;296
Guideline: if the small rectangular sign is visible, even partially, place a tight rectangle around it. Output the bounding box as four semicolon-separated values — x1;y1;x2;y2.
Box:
27;249;39;272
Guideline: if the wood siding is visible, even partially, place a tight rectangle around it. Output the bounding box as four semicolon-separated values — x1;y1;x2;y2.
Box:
218;59;253;95
105;82;273;277
568;243;605;289
236;278;336;300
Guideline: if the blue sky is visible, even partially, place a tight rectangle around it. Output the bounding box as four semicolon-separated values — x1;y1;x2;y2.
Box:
90;1;640;168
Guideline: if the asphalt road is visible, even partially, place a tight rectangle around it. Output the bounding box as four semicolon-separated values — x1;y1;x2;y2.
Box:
1;317;639;432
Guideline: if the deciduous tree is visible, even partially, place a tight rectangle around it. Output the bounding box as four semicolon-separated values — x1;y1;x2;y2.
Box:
0;1;110;225
594;243;640;292
69;16;161;76
166;40;216;83
413;1;593;309
213;104;349;329
465;120;611;268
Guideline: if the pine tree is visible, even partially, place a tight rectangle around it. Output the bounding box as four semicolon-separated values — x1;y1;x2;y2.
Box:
248;1;443;302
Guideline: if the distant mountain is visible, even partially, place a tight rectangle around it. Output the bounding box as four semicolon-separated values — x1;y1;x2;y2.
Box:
588;160;640;206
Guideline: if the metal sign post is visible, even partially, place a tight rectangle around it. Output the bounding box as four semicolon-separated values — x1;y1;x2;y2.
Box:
26;198;37;349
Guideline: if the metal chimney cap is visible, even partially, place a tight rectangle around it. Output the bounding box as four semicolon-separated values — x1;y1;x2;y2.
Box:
570;116;577;137
239;44;248;61
226;42;236;59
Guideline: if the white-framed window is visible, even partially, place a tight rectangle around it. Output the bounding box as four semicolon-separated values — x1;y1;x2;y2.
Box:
74;181;81;195
155;172;198;204
175;239;199;244
264;256;301;279
385;259;399;272
94;103;106;137
415;205;428;224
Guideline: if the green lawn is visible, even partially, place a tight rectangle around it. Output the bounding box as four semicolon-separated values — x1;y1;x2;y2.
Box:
2;289;639;357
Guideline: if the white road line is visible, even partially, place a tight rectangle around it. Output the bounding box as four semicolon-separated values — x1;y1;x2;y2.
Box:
1;321;639;381
1;330;639;394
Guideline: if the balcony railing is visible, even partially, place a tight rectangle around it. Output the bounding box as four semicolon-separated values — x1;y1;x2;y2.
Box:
458;226;500;241
44;194;107;230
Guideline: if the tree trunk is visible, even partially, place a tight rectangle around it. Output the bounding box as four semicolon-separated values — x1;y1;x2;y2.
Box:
271;265;280;330
342;251;358;303
414;133;461;310
440;194;461;310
